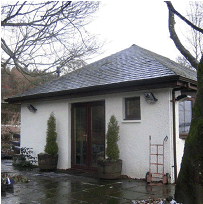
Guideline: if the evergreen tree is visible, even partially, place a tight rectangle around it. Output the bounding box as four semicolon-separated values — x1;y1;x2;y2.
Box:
106;115;120;161
44;113;58;155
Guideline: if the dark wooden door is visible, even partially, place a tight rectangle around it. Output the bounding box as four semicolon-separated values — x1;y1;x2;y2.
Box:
71;101;105;170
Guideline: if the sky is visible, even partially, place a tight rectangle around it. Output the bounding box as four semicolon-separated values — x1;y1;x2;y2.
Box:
1;1;193;71
86;1;190;63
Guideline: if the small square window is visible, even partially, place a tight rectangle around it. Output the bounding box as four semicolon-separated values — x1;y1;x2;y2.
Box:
125;97;141;120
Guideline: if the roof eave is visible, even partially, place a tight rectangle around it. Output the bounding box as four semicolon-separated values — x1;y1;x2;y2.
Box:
5;75;197;104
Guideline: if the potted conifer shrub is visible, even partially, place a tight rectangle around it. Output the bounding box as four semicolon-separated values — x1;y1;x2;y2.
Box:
38;112;58;170
97;115;122;179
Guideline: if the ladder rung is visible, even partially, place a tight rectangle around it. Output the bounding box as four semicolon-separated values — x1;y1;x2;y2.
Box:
152;175;163;177
150;163;163;165
151;173;163;175
151;144;163;146
151;176;163;178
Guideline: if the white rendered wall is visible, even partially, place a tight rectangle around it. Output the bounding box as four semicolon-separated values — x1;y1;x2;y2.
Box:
20;88;183;182
105;88;173;180
21;101;71;169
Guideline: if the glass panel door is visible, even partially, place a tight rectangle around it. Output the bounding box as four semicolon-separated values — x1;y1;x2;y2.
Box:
73;106;87;166
72;101;105;170
91;105;105;167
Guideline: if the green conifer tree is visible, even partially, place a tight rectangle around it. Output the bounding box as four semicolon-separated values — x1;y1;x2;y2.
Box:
44;112;58;155
106;115;120;161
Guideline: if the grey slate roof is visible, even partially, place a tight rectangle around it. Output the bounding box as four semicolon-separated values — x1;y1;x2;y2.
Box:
8;44;197;100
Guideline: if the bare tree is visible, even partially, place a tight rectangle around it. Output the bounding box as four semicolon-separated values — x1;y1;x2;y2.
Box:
176;55;193;69
165;1;203;204
176;2;203;68
187;2;203;60
1;1;101;77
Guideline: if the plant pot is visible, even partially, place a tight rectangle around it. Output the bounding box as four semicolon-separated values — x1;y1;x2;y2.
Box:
38;153;58;170
97;159;122;179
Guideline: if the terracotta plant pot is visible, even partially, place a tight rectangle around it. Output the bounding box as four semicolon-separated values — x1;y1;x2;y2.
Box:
97;159;122;179
38;153;58;170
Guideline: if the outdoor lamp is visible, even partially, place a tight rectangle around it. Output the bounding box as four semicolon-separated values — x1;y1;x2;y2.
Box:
27;104;37;113
175;94;191;102
143;92;158;103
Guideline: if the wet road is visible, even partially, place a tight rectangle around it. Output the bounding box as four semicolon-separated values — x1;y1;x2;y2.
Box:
1;160;175;204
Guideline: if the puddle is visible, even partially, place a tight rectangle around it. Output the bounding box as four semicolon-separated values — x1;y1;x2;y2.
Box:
1;160;175;204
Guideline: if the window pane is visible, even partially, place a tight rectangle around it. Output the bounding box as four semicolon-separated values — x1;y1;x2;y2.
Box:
125;97;140;120
91;105;105;167
74;107;86;165
179;101;192;134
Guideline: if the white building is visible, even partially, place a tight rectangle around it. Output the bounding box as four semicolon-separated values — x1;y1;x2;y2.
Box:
6;44;197;183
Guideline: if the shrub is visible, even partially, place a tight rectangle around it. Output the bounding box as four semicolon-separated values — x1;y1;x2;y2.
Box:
13;147;37;168
44;112;58;155
106;115;120;161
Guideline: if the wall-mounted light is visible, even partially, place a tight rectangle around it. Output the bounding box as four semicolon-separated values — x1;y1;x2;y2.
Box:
27;104;37;113
143;92;158;103
175;94;191;102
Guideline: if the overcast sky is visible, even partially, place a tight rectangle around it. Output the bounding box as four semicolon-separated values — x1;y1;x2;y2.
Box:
87;1;190;63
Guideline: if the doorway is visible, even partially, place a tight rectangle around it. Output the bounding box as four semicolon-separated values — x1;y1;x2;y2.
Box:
71;101;105;170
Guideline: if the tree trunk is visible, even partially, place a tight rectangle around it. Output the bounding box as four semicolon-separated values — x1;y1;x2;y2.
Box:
175;57;203;203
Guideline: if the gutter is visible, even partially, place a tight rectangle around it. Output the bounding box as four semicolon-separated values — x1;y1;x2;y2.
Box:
5;75;181;104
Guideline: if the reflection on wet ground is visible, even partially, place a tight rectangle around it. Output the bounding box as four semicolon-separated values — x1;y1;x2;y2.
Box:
1;160;175;204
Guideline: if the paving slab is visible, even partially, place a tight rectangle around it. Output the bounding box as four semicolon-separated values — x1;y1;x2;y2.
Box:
1;160;175;204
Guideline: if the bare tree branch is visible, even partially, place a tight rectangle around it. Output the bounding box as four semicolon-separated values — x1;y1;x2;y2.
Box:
1;1;101;77
186;2;203;60
1;1;27;25
165;1;203;34
165;1;200;69
177;2;203;69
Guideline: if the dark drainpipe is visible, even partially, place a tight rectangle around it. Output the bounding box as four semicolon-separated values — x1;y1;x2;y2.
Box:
172;89;178;183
